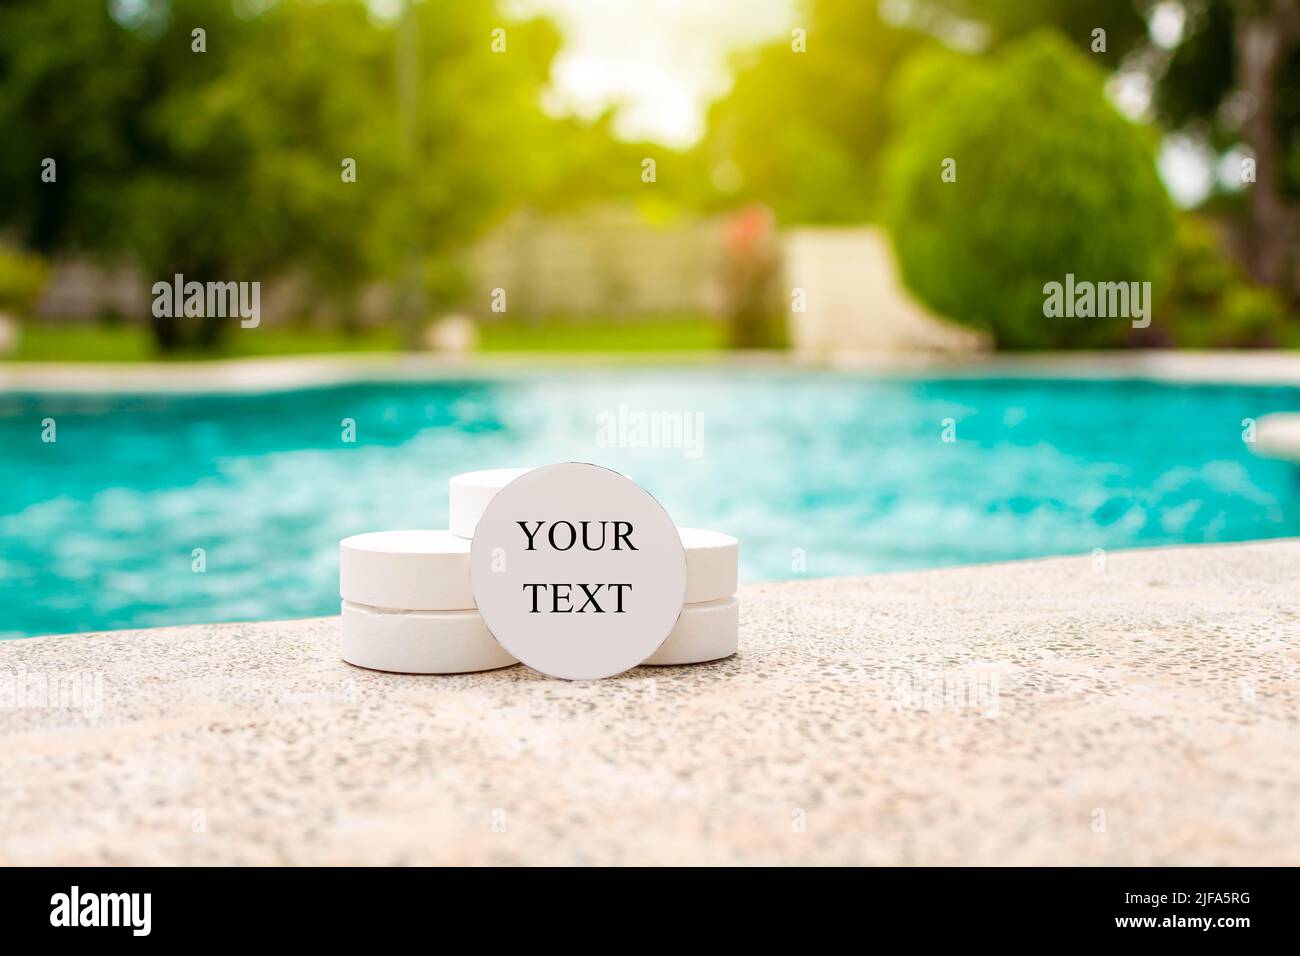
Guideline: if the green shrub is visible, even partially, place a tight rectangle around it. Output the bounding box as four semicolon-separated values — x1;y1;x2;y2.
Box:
882;32;1174;349
1161;215;1294;347
1216;285;1287;347
1166;216;1239;305
0;246;48;315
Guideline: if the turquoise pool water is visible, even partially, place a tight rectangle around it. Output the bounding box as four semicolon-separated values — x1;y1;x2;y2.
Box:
3;370;1298;639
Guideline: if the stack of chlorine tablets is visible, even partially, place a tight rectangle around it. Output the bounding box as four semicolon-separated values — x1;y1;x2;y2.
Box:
339;467;739;675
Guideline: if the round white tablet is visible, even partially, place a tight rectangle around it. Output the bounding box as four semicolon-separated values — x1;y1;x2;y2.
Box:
680;528;739;603
641;597;739;666
339;530;473;611
470;463;687;681
340;601;517;674
449;467;535;539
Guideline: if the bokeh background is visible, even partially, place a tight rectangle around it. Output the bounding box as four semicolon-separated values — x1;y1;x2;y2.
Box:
1;0;1297;354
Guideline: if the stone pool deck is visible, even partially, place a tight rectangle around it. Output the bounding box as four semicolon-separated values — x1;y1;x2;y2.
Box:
8;347;1300;394
2;539;1298;866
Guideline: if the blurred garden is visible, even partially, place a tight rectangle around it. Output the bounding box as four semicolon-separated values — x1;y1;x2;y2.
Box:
1;0;1298;356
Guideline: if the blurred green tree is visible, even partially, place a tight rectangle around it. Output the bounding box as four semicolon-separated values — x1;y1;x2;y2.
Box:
1157;0;1300;292
697;0;933;223
919;0;1149;67
931;0;1300;295
882;32;1173;349
0;0;564;350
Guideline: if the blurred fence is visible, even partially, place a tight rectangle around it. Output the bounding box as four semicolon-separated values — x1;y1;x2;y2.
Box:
471;207;726;319
30;213;986;355
35;260;151;321
35;206;729;325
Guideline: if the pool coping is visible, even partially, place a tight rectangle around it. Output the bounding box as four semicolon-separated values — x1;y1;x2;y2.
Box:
6;348;1300;394
2;536;1296;865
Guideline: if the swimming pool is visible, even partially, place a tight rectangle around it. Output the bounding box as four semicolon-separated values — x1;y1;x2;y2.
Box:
3;368;1298;638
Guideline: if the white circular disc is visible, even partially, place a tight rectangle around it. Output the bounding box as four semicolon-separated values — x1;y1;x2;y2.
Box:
340;601;518;674
679;528;739;603
470;463;687;680
339;530;473;611
641;596;739;666
449;467;535;539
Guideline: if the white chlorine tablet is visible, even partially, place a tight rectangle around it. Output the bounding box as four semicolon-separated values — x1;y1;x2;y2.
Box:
449;467;535;539
340;530;473;611
641;597;739;666
340;601;517;674
680;528;739;604
470;463;687;681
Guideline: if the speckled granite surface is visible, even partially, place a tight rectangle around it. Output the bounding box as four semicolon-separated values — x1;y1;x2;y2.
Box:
2;539;1298;866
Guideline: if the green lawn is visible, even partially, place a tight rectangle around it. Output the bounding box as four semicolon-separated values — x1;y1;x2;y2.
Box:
6;316;728;361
